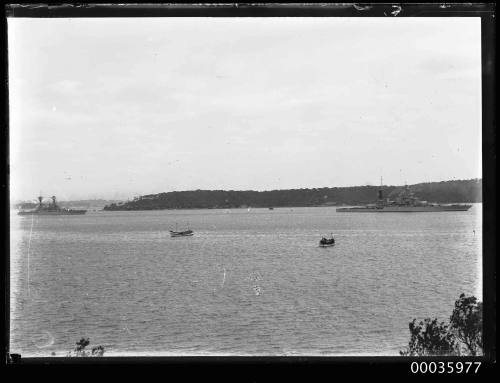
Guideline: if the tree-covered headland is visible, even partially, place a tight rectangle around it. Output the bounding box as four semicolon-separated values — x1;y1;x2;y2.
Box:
103;179;481;211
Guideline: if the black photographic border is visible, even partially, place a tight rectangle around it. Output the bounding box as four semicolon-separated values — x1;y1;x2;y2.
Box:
2;2;496;377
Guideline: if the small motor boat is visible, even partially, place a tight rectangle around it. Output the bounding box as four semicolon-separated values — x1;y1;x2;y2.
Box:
319;235;335;247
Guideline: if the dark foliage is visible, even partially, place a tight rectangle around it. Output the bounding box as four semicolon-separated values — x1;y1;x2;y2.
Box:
449;293;483;356
75;337;90;351
400;318;456;356
67;337;105;357
400;294;483;356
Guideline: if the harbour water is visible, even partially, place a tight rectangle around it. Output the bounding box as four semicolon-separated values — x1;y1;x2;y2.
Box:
9;205;482;356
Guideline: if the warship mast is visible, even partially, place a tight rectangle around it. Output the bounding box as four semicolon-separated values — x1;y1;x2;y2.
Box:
376;176;384;207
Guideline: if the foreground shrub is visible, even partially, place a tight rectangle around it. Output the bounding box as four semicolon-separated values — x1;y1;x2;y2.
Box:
400;294;482;356
67;338;105;357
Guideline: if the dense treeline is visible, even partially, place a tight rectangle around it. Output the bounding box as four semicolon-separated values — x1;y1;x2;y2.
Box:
395;180;482;203
103;179;481;211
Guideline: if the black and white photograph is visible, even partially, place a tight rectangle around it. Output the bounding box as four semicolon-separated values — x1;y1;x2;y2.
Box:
5;4;494;365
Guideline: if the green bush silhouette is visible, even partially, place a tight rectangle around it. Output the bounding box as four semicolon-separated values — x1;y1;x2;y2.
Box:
401;294;482;356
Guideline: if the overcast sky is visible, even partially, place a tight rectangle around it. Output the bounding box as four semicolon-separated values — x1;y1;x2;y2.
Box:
8;17;481;201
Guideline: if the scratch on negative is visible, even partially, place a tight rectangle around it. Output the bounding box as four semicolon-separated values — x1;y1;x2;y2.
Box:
391;5;402;16
221;267;226;288
27;213;35;297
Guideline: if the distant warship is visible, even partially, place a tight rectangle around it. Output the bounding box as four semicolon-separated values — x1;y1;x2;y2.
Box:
18;196;87;215
336;180;472;213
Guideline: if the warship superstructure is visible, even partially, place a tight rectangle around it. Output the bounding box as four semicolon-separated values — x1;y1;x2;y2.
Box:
336;181;472;213
17;196;87;215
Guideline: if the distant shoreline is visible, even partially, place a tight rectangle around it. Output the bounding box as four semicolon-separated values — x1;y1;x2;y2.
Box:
12;179;481;212
95;202;481;213
101;179;482;212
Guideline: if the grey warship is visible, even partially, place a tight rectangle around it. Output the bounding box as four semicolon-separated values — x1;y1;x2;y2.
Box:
18;196;87;215
336;182;472;213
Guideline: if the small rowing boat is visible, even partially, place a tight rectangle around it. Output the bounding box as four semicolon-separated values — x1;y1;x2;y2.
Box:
170;229;193;237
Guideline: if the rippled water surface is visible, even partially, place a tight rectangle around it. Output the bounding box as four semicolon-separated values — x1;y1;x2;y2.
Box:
10;206;482;356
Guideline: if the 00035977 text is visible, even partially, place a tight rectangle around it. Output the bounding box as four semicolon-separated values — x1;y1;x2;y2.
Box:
410;361;481;374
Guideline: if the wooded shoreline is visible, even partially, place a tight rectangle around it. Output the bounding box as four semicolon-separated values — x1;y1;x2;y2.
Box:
102;179;482;211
